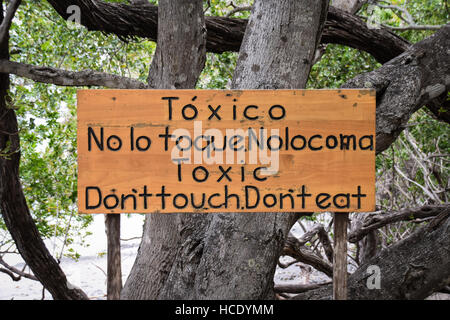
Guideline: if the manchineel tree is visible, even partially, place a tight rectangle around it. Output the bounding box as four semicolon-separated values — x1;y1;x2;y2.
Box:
0;0;449;300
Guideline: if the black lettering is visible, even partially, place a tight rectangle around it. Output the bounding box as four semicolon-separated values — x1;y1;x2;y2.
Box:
156;186;171;210
138;185;152;210
86;186;102;209
121;194;137;210
268;105;286;120
285;127;289;151
308;134;323;151
248;127;265;151
176;135;192;151
208;105;222;120
253;167;268;181
340;134;357;150
193;135;211;151
107;135;122;151
161;97;179;120
224;185;240;209
351;186;367;209
173;193;188;209
230;135;244;151
210;135;227;151
177;163;182;182
182;104;198;120
245;185;260;209
359;135;374;150
263;194;277;208
267;135;282;151
244;105;259;120
88;127;103;151
296;185;312;209
217;166;232;182
192;166;209;183
158;126;174;151
333;193;350;209
291;134;307;150
208;193;223;209
136;135;151;151
104;193;119;209
316;193;331;209
280;192;295;209
326;135;338;149
191;193;206;209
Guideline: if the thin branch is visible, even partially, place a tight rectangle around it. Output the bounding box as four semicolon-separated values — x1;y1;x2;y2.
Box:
283;233;333;277
47;1;411;63
380;23;443;31
225;3;252;18
0;60;148;89
0;0;21;46
274;281;332;294
0;256;38;281
375;2;443;31
120;236;142;241
348;204;449;243
277;259;298;269
0;267;21;281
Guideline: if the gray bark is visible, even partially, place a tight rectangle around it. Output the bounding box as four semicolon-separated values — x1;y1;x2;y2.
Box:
47;0;409;63
120;0;206;300
349;204;449;243
293;211;450;300
0;2;88;300
106;215;122;300
124;0;328;300
0;59;147;88
343;24;450;154
332;0;365;14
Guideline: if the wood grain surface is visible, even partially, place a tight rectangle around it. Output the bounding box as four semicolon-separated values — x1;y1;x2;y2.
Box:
77;89;375;213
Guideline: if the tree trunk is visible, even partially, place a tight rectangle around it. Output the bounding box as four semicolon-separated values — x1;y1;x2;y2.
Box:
122;0;329;300
333;213;349;300
343;24;450;154
0;2;88;300
293;211;450;300
120;0;206;299
106;215;122;300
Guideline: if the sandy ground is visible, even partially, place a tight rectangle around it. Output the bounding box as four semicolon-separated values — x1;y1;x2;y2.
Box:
1;215;329;300
2;215;447;300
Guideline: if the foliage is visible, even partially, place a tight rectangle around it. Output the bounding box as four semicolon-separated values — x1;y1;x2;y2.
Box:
2;0;157;258
0;0;448;262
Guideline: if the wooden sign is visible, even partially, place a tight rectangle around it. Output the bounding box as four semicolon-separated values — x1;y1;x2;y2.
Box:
77;89;375;214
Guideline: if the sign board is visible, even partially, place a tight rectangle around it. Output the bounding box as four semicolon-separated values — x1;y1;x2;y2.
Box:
77;89;375;214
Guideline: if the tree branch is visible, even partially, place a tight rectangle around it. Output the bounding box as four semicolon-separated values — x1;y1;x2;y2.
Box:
0;59;148;88
293;213;450;300
349;204;449;243
274;281;331;294
292;223;334;263
0;0;21;46
375;2;444;31
283;233;334;278
0;256;38;281
225;3;252;18
343;24;450;154
46;1;409;63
